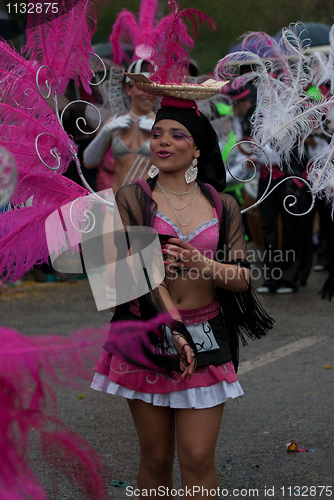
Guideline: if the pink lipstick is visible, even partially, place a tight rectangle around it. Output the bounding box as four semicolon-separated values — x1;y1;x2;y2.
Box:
157;151;172;158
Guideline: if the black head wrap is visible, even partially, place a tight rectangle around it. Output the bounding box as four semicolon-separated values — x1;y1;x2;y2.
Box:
153;97;226;191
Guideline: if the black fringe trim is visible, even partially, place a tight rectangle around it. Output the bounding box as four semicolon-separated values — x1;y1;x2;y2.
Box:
232;285;275;346
319;269;334;301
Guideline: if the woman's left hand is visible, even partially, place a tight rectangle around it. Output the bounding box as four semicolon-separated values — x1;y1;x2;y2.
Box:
138;116;155;132
163;237;206;274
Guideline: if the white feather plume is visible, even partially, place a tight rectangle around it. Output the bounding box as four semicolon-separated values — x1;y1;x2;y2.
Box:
214;25;334;209
321;24;334;92
309;50;329;88
307;134;334;213
216;26;333;168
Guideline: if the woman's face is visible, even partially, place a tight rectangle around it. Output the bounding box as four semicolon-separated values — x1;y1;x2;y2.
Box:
126;84;157;114
150;119;200;173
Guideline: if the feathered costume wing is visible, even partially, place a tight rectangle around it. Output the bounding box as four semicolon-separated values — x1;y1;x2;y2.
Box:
0;324;111;500
215;26;334;208
0;0;101;285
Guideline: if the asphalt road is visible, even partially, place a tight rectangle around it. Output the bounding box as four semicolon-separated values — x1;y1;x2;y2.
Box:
1;262;333;500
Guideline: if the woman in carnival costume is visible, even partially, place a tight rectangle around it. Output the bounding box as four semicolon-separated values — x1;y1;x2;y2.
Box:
83;0;196;309
90;3;274;495
91;89;274;498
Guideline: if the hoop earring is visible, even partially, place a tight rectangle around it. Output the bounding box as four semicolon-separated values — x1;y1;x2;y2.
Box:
185;158;198;184
148;165;159;178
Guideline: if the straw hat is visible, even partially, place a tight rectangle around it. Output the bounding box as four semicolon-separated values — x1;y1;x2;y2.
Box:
125;73;229;100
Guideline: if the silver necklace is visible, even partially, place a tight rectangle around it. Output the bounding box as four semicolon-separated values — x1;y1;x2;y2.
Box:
164;186;201;227
156;180;197;196
157;182;198;210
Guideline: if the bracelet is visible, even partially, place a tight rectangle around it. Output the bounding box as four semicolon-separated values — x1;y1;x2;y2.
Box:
202;257;213;276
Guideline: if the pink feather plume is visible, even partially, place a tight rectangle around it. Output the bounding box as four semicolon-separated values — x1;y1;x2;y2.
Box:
109;0;212;76
103;313;177;373
0;51;85;285
0;37;74;177
138;0;159;48
0;313;177;498
0;324;111;499
149;0;216;84
110;10;141;65
109;0;160;65
0;16;92;284
23;0;101;95
0;174;87;284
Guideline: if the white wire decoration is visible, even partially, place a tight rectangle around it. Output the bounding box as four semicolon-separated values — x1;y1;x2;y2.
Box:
0;147;18;209
224;140;315;216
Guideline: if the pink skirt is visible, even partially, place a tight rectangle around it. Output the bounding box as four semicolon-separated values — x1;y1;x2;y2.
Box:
91;300;244;409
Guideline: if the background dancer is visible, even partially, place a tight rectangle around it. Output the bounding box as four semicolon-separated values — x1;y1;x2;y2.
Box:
83;59;158;192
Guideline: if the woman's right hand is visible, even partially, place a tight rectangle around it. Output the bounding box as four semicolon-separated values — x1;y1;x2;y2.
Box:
172;330;196;380
104;114;134;133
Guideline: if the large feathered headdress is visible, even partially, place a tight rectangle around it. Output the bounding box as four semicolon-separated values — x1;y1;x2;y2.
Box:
110;0;215;83
110;0;195;67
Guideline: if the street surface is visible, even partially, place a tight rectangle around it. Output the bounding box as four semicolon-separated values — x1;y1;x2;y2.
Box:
1;261;333;500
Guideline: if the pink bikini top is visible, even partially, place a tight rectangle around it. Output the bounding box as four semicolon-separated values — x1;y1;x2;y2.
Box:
154;209;219;259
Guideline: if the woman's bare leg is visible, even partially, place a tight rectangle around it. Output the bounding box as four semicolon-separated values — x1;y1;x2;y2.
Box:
128;399;175;499
176;404;224;498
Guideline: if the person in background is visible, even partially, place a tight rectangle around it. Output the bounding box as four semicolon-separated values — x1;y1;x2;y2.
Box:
83;59;158;193
256;142;314;294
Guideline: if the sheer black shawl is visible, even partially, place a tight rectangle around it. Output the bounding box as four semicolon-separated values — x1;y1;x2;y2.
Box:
111;177;274;373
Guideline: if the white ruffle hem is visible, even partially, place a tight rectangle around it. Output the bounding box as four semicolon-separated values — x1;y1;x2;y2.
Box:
90;372;244;409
